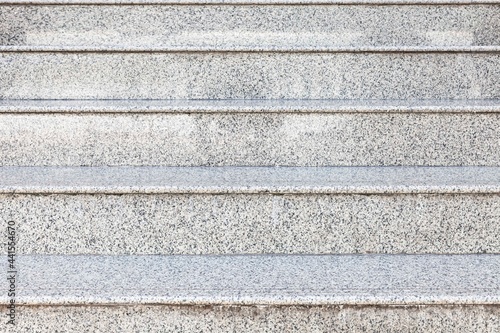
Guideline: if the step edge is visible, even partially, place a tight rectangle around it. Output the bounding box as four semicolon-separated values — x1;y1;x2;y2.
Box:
3;254;500;306
1;99;500;113
1;166;499;194
4;296;500;306
2;46;500;53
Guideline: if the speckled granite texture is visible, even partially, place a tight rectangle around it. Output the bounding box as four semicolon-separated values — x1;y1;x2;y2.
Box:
1;113;500;166
2;305;499;333
2;193;500;254
1;53;498;99
2;254;500;305
1;5;499;51
1;99;500;113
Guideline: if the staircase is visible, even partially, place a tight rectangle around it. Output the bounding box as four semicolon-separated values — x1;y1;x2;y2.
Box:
1;1;500;331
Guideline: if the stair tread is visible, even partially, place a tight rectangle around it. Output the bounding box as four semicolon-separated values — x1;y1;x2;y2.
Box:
1;166;500;194
4;4;499;52
1;99;500;114
3;254;500;305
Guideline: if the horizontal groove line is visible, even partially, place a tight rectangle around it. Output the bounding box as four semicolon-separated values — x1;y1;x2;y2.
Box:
1;111;499;114
2;49;500;53
3;189;500;194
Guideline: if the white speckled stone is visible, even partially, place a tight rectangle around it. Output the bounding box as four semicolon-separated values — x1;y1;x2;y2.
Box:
1;5;498;51
2;254;500;305
1;99;499;113
1;113;500;166
3;304;499;333
3;193;500;255
1;53;498;99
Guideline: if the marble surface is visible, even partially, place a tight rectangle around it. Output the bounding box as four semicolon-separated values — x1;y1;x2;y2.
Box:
1;53;498;99
1;99;499;113
2;254;500;305
2;5;498;51
1;113;500;166
1;166;500;194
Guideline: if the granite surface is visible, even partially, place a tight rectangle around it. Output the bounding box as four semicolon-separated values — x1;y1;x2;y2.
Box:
1;99;500;113
2;193;500;254
1;254;499;305
3;305;500;333
1;113;500;166
2;5;499;51
1;53;498;99
1;166;500;194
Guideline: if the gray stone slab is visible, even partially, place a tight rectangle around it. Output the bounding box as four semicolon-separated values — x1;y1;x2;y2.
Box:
3;192;500;254
1;53;498;99
1;113;500;166
2;5;499;51
2;254;500;305
1;99;500;113
1;166;500;194
4;304;500;333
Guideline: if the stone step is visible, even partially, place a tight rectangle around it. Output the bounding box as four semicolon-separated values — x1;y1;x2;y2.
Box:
3;254;500;331
5;254;500;305
2;166;500;255
2;52;498;99
1;100;500;166
2;4;499;52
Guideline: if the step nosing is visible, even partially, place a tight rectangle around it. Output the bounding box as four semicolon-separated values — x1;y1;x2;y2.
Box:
1;166;499;194
3;254;500;306
2;46;500;53
1;99;500;114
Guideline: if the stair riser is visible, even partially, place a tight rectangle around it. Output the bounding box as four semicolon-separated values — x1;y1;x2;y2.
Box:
3;193;499;255
2;5;498;50
6;305;500;332
1;113;500;166
1;53;498;99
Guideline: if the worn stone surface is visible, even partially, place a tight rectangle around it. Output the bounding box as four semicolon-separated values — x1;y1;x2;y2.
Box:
1;5;498;51
1;305;499;333
1;113;500;166
2;193;500;254
1;53;498;99
2;304;498;333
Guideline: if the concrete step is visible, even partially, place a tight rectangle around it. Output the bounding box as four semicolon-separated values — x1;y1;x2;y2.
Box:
2;166;500;255
1;53;499;100
1;100;499;166
2;4;499;52
3;254;500;331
